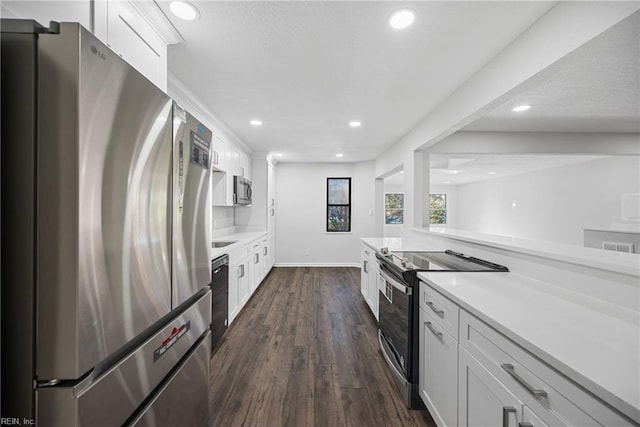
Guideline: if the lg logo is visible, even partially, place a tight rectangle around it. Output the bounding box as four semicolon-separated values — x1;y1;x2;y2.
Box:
90;45;106;61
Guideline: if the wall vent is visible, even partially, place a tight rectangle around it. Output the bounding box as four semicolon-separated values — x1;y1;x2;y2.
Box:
602;241;634;253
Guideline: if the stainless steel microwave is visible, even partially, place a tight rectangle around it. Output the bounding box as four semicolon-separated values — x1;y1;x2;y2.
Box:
233;175;252;206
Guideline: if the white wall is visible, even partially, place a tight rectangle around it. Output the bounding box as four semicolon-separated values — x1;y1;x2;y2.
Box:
1;1;91;28
455;156;640;246
212;207;235;231
275;162;375;266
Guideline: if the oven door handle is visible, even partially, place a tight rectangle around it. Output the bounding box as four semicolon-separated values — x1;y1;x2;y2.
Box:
379;268;411;295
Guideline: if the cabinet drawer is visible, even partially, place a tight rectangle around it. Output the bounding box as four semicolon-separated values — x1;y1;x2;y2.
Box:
419;281;459;339
361;243;373;257
419;307;458;427
460;310;633;427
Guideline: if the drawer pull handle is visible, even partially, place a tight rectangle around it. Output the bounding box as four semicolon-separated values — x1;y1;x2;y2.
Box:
501;363;548;398
502;406;517;427
519;423;534;427
426;301;444;317
425;321;443;340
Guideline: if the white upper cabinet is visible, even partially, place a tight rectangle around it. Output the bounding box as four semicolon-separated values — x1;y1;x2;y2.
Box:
2;0;174;91
102;1;168;90
239;153;250;180
211;135;226;171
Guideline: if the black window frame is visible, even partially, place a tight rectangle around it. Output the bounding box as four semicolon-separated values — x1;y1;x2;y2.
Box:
326;177;352;232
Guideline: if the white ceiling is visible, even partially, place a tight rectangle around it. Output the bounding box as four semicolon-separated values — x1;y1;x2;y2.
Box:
463;11;640;133
160;1;556;162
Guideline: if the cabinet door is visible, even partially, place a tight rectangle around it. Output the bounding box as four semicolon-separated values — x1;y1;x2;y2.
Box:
249;246;261;293
106;1;167;90
368;258;379;320
211;135;226;171
240;153;250;179
459;346;523;427
419;308;458;427
228;261;241;324
267;161;276;234
361;250;370;303
522;406;550;427
238;259;250;307
266;236;275;270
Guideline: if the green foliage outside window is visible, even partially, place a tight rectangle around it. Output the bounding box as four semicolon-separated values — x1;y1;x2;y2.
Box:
385;193;404;224
430;193;447;224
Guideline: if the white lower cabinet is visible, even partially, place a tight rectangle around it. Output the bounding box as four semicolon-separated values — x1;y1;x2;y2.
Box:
228;255;248;324
458;346;523;427
523;406;549;427
249;239;262;293
419;306;458;427
360;243;378;319
360;248;369;301
418;281;633;427
227;234;274;325
367;256;379;320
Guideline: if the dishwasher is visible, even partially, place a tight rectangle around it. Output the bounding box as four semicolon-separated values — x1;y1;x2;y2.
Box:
210;254;229;354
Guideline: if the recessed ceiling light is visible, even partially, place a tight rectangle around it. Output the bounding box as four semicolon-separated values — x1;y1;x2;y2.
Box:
389;9;415;29
399;171;404;174
445;181;452;184
349;121;361;128
250;120;262;126
512;105;531;112
169;1;199;21
336;153;344;158
274;153;283;157
488;171;496;175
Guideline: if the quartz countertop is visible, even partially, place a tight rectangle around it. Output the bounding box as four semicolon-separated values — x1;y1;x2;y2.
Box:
413;227;640;277
417;270;640;423
212;230;268;259
361;237;446;253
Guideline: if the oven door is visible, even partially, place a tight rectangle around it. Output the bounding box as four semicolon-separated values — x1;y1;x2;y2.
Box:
378;265;412;377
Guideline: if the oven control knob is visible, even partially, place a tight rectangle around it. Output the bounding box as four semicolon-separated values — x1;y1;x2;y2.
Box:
401;258;409;268
380;247;389;255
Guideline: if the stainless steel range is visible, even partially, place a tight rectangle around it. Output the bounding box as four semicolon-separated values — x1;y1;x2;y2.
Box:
375;249;508;409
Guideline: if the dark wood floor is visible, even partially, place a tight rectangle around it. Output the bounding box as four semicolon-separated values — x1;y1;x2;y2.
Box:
210;267;437;427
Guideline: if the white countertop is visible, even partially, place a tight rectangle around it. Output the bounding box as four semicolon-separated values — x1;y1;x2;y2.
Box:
413;227;640;277
212;230;268;259
417;271;640;423
361;237;446;253
361;236;639;421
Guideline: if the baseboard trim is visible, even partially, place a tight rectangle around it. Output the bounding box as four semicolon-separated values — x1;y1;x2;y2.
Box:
274;262;361;268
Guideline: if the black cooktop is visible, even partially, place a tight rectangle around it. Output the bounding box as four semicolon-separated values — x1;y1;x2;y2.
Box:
378;249;509;273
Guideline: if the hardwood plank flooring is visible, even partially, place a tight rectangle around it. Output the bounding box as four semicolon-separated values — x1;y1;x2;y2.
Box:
210;267;437;427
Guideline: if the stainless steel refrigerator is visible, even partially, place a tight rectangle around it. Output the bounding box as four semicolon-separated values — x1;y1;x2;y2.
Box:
1;20;212;425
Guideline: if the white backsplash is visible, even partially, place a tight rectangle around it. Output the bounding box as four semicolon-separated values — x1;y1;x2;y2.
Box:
212;206;235;230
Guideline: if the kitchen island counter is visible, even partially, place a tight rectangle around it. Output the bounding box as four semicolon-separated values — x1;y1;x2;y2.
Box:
417;269;640;424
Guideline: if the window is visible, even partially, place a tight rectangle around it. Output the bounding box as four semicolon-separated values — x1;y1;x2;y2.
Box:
429;193;447;224
385;193;404;224
327;178;351;232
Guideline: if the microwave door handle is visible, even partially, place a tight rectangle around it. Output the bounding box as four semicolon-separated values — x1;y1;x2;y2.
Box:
247;185;252;200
